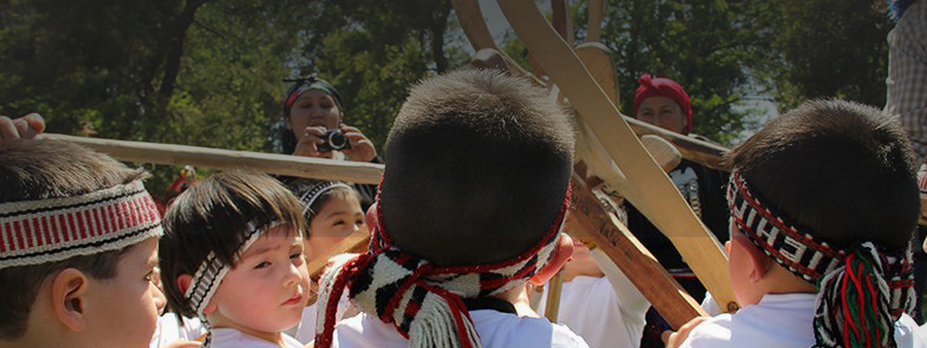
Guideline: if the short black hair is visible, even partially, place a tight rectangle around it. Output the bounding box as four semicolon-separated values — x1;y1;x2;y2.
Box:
0;140;147;340
159;170;306;319
380;69;575;267
725;99;918;252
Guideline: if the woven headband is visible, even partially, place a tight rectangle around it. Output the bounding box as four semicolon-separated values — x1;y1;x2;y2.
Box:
314;184;571;348
299;181;354;217
183;221;274;321
728;170;915;347
0;180;163;269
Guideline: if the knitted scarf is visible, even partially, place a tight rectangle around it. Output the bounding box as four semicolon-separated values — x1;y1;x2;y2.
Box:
314;187;571;348
728;170;915;348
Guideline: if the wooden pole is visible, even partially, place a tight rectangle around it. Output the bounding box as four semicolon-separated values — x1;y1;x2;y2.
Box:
498;0;736;311
43;133;384;184
567;173;707;328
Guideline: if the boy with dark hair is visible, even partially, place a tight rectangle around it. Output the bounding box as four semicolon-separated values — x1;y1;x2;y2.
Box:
0;139;164;348
678;99;926;347
158;170;311;347
313;69;587;348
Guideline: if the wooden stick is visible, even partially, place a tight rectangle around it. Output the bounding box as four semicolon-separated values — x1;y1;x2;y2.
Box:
587;0;607;42
574;42;618;105
451;0;499;52
43;133;384;184
566;173;707;329
551;0;575;44
544;271;564;322
306;228;371;305
498;0;736;311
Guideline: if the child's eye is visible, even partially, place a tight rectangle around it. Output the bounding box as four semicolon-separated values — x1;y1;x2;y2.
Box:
332;220;345;226
144;271;154;282
355;219;364;226
254;261;271;269
290;252;303;260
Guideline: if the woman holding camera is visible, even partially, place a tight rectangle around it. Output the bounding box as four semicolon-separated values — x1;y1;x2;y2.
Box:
281;76;379;210
282;76;378;161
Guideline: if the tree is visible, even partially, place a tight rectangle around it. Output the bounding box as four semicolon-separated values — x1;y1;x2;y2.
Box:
761;0;891;110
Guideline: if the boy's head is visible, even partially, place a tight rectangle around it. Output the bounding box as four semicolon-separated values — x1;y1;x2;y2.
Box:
0;140;163;348
312;69;575;348
724;99;918;346
288;179;364;260
380;68;575;267
159;170;309;333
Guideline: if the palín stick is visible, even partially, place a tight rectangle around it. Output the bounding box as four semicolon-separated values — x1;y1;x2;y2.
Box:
498;0;737;312
566;172;707;329
306;228;371;305
43;133;383;184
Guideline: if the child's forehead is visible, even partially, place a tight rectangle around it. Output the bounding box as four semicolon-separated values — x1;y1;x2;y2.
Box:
240;227;302;256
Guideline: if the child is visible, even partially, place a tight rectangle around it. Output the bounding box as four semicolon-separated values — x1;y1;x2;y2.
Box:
535;240;649;348
158;170;311;348
0;139;163;348
313;69;588;348
289;179;365;261
287;179;365;343
678;99;926;347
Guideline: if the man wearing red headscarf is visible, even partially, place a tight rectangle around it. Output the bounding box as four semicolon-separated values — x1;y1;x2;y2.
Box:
628;74;730;348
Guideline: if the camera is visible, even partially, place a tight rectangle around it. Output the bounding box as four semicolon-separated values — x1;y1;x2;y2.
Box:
317;128;351;152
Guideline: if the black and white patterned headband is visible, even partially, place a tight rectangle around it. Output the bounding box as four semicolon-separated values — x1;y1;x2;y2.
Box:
299;181;353;217
728;169;915;347
183;221;276;321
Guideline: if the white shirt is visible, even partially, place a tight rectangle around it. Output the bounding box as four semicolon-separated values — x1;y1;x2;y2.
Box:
536;275;647;348
293;292;357;344
207;328;302;348
681;293;927;348
149;314;206;348
331;309;590;348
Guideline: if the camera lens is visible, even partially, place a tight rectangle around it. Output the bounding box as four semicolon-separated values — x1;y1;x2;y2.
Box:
328;130;348;150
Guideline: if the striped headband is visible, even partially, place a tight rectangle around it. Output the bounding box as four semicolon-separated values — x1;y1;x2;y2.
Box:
728;170;915;347
183;221;275;321
314;184;571;348
0;180;163;269
299;181;353;217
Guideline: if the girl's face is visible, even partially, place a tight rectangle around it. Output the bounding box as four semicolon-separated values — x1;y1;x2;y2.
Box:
306;193;364;260
287;89;342;135
206;226;310;338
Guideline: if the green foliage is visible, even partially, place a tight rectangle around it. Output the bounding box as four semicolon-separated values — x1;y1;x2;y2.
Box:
0;0;896;192
761;0;891;110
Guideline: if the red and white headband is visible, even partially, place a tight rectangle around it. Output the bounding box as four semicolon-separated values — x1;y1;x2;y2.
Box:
0;180;163;269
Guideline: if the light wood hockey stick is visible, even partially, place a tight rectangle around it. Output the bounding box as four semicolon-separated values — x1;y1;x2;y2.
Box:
43;133;383;184
498;0;736;311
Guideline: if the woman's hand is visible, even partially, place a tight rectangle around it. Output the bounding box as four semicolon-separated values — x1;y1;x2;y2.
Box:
340;124;377;162
293;126;333;159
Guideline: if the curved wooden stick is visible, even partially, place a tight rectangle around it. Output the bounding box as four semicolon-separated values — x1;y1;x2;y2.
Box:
44;133;384;184
498;0;736;311
452;0;499;51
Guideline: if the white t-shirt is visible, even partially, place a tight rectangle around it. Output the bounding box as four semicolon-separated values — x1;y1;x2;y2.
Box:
149;314;206;348
681;293;927;348
536;275;647;348
331;309;590;348
206;328;302;348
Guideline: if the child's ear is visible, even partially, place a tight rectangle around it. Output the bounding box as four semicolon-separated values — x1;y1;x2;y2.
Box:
732;234;771;282
528;233;574;286
176;274;193;295
50;268;89;332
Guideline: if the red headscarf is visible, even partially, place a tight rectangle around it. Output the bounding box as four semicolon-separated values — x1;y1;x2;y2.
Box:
633;74;693;134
